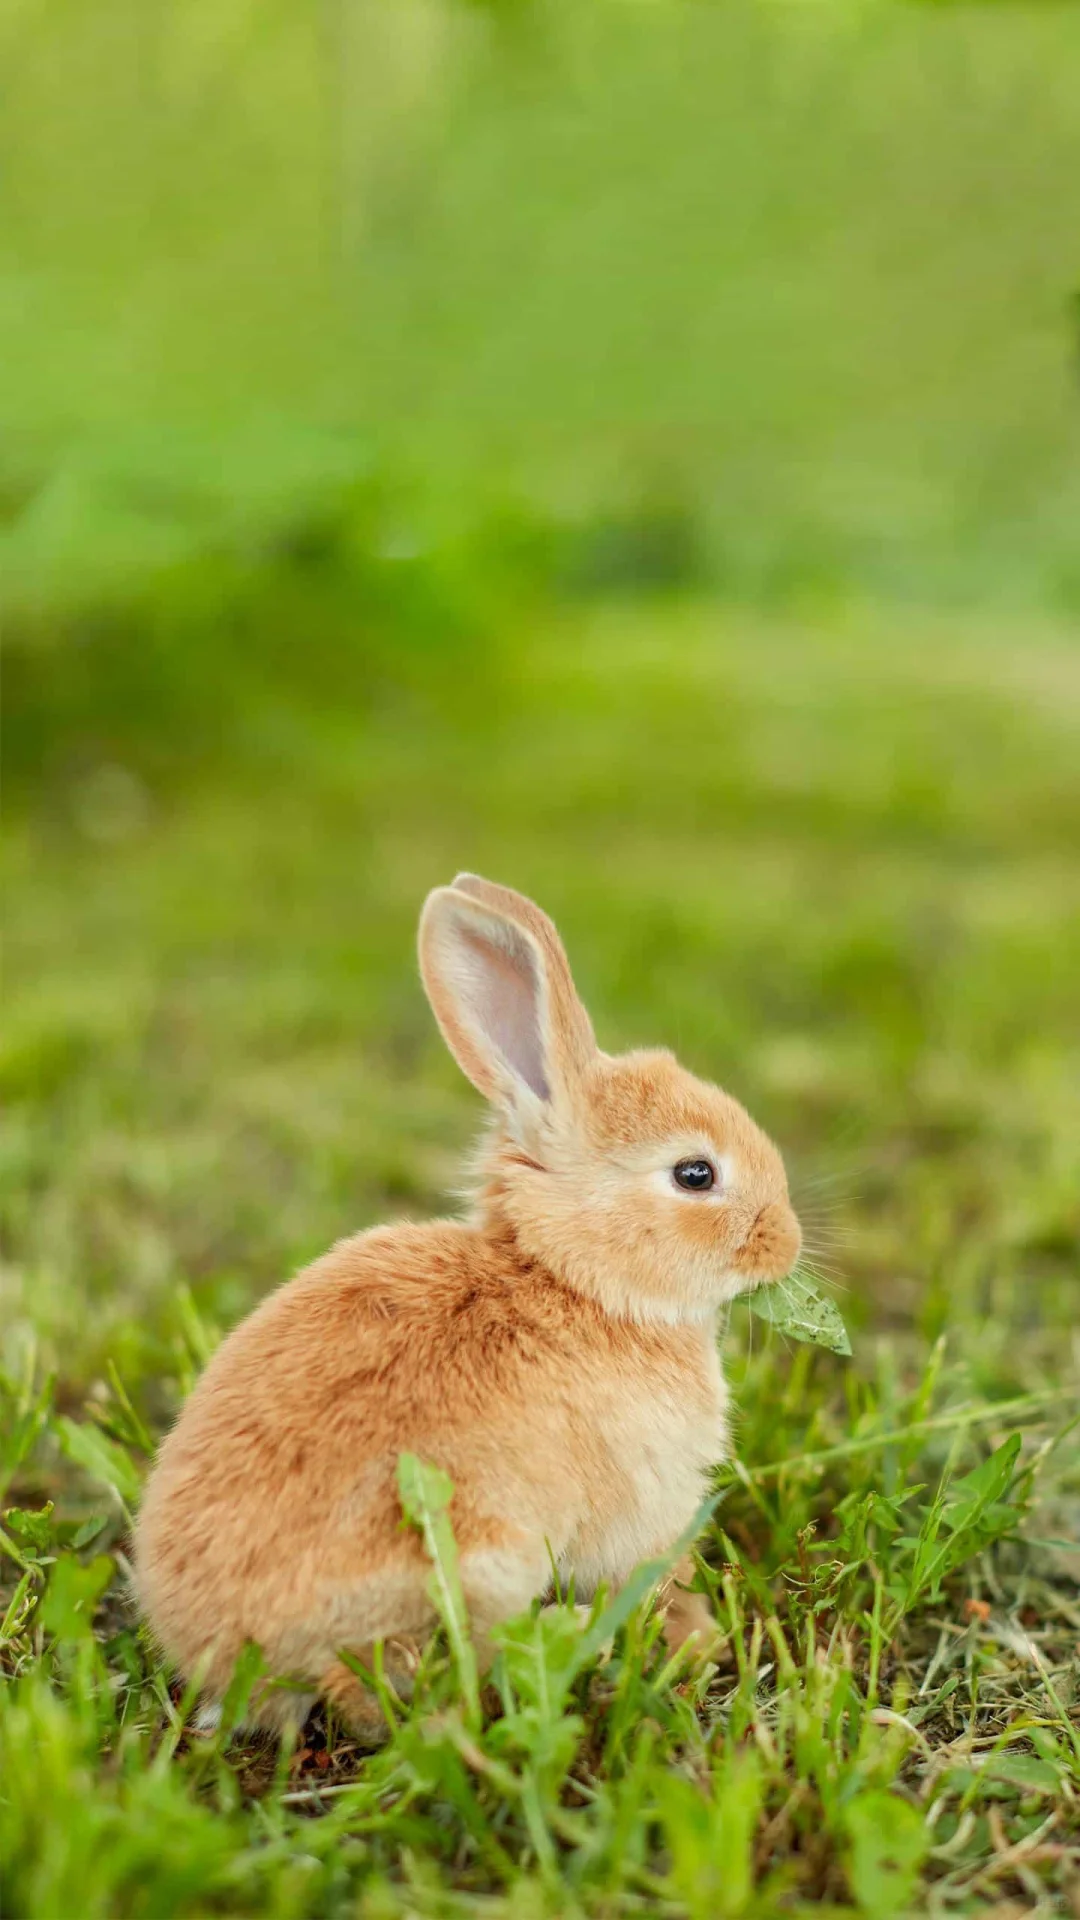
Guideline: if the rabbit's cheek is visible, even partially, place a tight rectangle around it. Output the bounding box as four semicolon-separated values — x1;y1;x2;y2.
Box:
672;1193;740;1264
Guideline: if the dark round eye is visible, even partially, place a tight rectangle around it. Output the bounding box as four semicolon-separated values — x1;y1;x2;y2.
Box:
673;1158;716;1192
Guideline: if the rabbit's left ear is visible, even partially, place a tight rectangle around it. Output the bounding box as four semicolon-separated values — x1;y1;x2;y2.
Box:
418;880;595;1142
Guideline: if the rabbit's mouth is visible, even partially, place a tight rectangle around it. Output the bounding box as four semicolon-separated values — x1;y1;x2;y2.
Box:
710;1260;786;1307
726;1264;779;1299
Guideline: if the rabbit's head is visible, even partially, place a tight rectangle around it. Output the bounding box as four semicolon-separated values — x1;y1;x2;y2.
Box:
420;876;801;1324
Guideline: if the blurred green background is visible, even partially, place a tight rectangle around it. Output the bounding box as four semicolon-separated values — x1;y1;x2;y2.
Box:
2;0;1079;1402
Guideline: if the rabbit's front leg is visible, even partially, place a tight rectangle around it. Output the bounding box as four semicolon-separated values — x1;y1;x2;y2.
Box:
569;1536;719;1659
654;1551;720;1656
460;1536;554;1667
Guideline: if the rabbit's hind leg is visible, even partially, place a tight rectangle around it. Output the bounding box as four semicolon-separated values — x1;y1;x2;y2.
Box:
320;1634;422;1744
321;1535;551;1735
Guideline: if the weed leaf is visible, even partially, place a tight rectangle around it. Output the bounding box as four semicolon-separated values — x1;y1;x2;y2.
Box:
747;1270;852;1355
397;1452;481;1725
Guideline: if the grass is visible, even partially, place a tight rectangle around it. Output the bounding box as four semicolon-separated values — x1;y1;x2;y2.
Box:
3;603;1079;1916
3;0;1080;1908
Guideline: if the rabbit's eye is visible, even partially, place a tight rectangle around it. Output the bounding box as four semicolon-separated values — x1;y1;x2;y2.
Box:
672;1158;716;1193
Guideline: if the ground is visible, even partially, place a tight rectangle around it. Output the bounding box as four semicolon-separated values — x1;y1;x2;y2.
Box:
2;601;1078;1917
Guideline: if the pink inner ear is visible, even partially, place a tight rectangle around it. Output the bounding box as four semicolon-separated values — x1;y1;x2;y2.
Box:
460;924;550;1102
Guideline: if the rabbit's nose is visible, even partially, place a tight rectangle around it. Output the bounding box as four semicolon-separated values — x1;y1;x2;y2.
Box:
737;1200;801;1280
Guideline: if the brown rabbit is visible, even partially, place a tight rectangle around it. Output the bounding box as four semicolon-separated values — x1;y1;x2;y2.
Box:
134;876;801;1737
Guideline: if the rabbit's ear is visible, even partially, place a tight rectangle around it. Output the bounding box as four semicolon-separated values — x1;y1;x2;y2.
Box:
448;874;596;1079
419;883;594;1131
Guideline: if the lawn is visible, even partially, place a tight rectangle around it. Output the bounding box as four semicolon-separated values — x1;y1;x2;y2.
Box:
3;602;1079;1916
2;1;1080;1913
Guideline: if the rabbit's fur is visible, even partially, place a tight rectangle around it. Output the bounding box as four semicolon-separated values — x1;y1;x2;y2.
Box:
134;876;801;1736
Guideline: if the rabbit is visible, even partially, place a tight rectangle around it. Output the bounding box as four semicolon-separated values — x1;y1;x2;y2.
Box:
133;875;801;1739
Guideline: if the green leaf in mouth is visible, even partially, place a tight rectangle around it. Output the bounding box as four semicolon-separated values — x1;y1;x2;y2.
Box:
745;1269;852;1356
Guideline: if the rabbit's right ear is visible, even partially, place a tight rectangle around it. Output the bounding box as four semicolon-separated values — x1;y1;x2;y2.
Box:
418;884;594;1141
